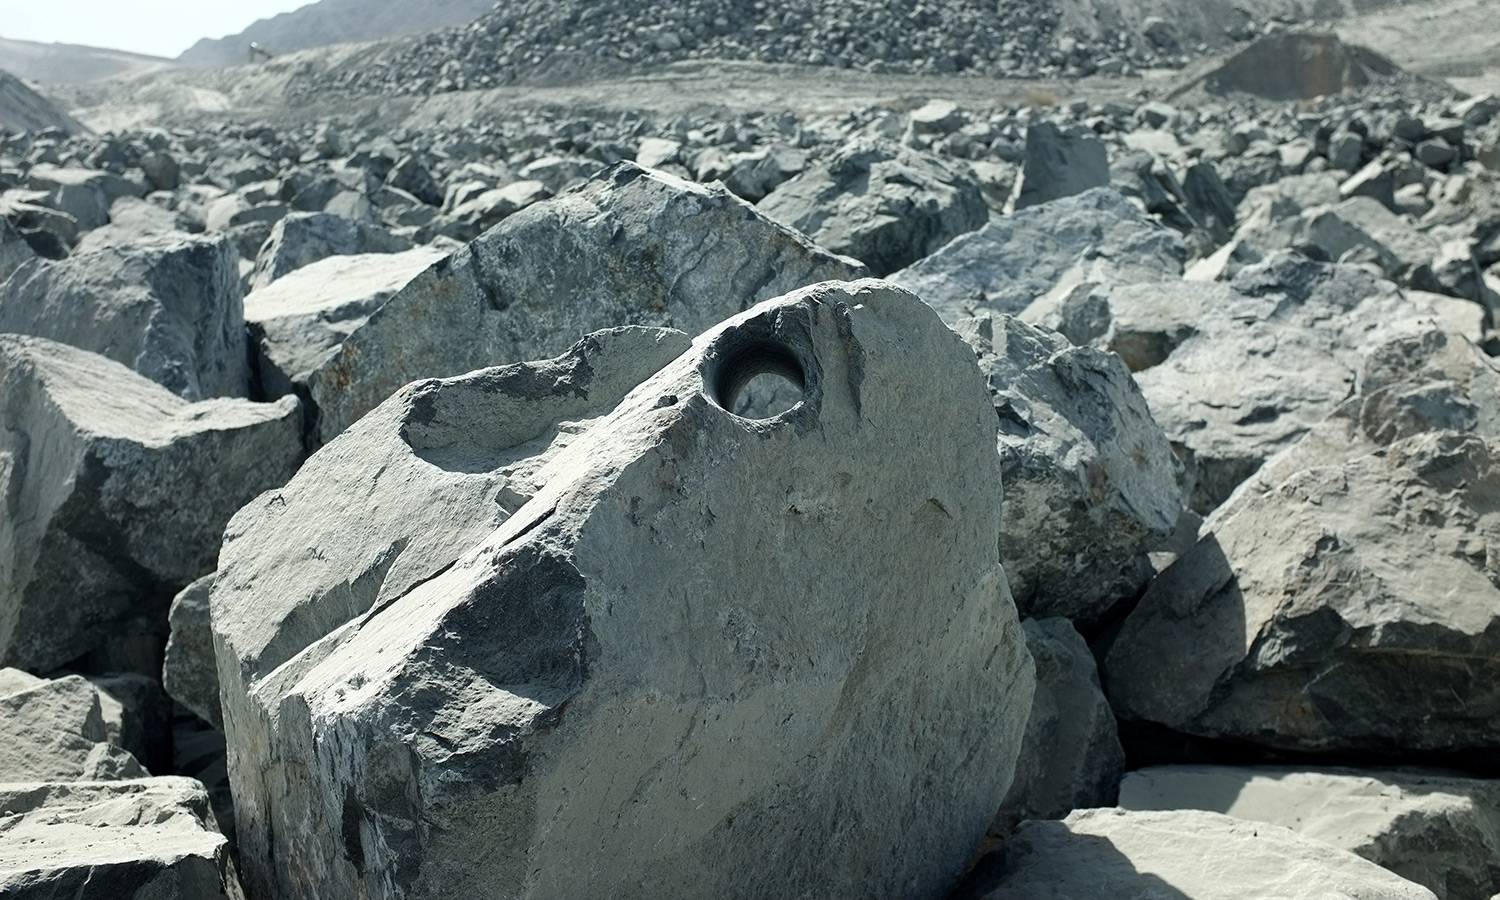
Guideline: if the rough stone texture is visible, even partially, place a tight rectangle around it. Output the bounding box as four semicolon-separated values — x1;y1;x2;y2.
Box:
164;575;221;729
993;617;1124;834
0;671;147;781
890;188;1185;321
954;808;1437;900
87;672;172;775
1305;196;1441;283
1133;252;1439;513
214;281;1034;900
299;162;865;446
0;232;250;400
249;211;413;291
1013;122;1111;211
756;137;986;276
244;247;449;406
1026;279;1231;373
954;314;1180;629
1120;766;1500;900
0;777;242;900
0;216;36;282
0;335;302;672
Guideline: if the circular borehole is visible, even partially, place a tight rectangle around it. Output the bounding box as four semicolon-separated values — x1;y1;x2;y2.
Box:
712;340;807;420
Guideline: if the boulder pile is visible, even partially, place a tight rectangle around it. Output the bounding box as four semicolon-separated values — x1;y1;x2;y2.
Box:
0;18;1498;900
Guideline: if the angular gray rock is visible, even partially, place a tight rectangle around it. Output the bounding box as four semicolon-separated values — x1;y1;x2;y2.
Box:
0;777;242;899
0;335;301;672
0;232;250;400
249;211;413;291
214;281;1034;900
0;671;147;781
244;247;448;407
890;188;1185;321
955;314;1180;628
164;575;220;729
25;164;140;232
757;137;986;276
298;162;865;446
994;618;1125;834
1120;766;1500;900
0;216;36;281
1133;252;1439;512
1013;122;1110;211
955;809;1436;900
1304;196;1440;283
1028;279;1231;373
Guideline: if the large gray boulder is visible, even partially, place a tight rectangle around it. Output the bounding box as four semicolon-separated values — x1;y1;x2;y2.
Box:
1134;252;1439;512
756;137;986;276
1012;122;1111;211
0;670;146;781
1027;279;1231;373
1120;766;1500;900
244;247;448;409
0;777;242;900
24;164;140;233
993;618;1124;834
954;314;1180;629
214;281;1034;900
890;188;1185;321
164;575;220;728
298;162;865;446
955;809;1436;900
0;232;250;400
249;211;413;291
0;335;301;672
1104;325;1500;757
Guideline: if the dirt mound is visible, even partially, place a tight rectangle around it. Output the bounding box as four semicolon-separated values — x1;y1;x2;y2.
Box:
0;69;91;135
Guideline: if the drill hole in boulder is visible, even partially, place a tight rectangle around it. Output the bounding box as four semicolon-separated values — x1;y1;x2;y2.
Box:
710;339;807;420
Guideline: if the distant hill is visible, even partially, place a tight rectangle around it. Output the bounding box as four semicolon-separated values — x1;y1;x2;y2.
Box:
175;0;498;68
0;36;176;84
0;69;91;134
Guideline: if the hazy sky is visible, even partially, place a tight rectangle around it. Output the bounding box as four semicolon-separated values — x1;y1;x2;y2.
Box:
1;0;314;58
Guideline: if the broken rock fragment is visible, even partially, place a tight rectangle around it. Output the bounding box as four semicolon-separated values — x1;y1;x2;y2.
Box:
214;281;1035;900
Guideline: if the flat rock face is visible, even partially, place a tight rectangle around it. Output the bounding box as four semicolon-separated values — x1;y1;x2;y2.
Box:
1120;766;1500;900
164;575;220;728
756;137;987;276
1133;252;1439;512
300;162;866;446
0;777;242;900
890;188;1185;321
0;232;249;400
0;671;146;781
249;211;414;291
0;335;302;672
955;314;1180;629
215;281;1034;900
1013;122;1111;211
994;617;1124;833
244;246;449;402
956;808;1437;900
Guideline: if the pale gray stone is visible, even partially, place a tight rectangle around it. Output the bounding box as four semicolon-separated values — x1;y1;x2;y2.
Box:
0;335;301;672
0;671;147;781
300;162;865;446
0;777;242;900
248;211;412;290
164;575;220;729
955;314;1180;628
1121;766;1500;900
0;232;250;400
214;281;1034;900
955;809;1436;900
890;188;1184;322
757;137;986;276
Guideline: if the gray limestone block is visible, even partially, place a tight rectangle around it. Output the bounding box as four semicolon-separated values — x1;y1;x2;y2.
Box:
0;671;147;781
1133;252;1440;513
1103;429;1500;757
0;777;243;900
165;574;221;729
25;163;141;232
954;809;1436;900
0;215;36;282
249;211;414;291
757;136;986;276
954;314;1180;628
0;335;302;672
301;162;866;447
0;231;250;400
244;247;449;406
890;188;1185;322
1024;279;1233;373
87;672;172;774
1120;766;1500;900
994;618;1124;833
214;280;1034;900
1305;196;1440;283
1013;122;1110;211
